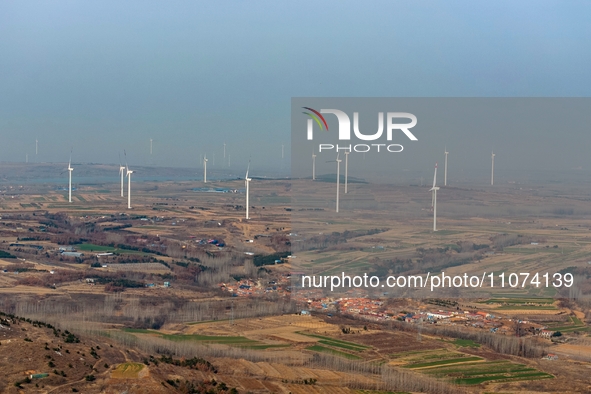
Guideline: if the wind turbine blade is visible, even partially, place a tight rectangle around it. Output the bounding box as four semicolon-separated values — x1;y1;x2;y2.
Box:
432;163;438;188
246;161;250;179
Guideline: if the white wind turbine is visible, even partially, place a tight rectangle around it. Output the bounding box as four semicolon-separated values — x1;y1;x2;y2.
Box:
124;150;133;209
327;153;342;213
312;149;316;180
67;149;73;203
245;162;251;220
491;151;495;186
119;153;125;197
444;147;449;186
344;151;350;193
203;154;208;183
429;163;439;231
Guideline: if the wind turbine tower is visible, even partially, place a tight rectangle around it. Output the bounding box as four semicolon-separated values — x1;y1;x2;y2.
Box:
444;148;449;186
327;154;342;212
124;151;133;209
344;151;350;193
67;152;74;203
429;163;439;231
119;157;125;197
312;149;316;181
245;162;251;220
336;154;342;212
127;166;133;209
491;151;495;186
203;155;208;183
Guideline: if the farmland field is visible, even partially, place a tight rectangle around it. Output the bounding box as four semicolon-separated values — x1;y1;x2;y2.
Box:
111;362;145;379
423;360;554;385
306;344;363;360
297;332;370;351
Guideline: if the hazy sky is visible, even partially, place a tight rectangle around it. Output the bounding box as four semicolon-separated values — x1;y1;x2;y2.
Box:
1;1;590;172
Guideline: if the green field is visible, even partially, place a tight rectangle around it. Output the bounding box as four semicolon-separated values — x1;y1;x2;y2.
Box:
243;344;290;350
77;243;117;252
297;332;370;351
122;328;283;348
446;339;481;348
495;305;557;310
549;316;588;332
483;297;555;304
160;333;259;345
77;243;150;255
187;319;230;325
121;328;158;334
423;360;553;385
306;345;362;360
390;348;445;358
404;357;482;369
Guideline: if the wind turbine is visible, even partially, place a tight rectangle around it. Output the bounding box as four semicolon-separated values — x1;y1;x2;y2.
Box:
491;151;495;186
125;151;133;209
118;153;125;197
312;149;316;181
67;149;73;203
327;153;342;213
245;162;251;220
429;163;439;231
203;155;208;183
444;147;449;186
344;151;350;193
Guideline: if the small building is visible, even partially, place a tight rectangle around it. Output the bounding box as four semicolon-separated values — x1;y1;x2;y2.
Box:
427;312;452;320
544;353;558;360
62;251;83;257
163;281;170;288
540;330;554;339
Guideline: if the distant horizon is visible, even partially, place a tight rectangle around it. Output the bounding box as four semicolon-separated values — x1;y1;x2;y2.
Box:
3;2;591;171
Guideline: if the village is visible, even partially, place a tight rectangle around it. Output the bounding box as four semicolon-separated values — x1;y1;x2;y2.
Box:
219;275;570;347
